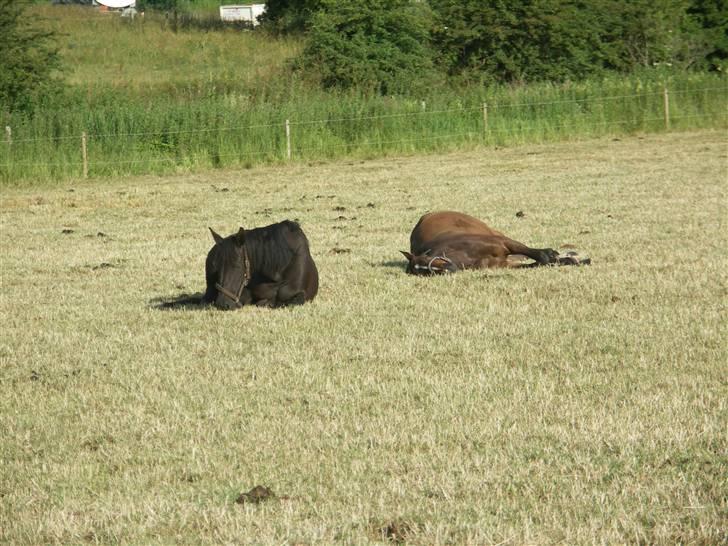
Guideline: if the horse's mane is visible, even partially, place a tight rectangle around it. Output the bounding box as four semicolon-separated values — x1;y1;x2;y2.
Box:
245;220;306;273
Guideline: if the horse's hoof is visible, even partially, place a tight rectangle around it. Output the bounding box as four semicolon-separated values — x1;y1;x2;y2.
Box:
540;249;560;264
557;252;591;266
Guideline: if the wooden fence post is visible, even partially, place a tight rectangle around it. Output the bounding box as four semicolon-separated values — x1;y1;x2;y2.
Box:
285;119;291;160
482;103;489;133
663;87;670;130
81;131;88;178
4;126;11;146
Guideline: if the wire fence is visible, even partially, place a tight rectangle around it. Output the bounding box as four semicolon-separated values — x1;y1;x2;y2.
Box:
1;85;726;182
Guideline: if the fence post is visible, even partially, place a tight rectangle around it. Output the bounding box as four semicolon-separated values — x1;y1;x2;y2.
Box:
482;103;489;133
663;87;670;130
4;126;10;146
285;119;291;160
81;131;88;178
421;100;426;111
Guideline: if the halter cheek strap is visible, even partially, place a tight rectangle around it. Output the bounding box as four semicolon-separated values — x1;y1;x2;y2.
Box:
215;246;251;304
215;282;246;304
413;255;454;274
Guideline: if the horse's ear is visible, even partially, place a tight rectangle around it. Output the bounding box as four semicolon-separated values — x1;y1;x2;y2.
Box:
209;227;224;245
235;227;246;245
400;251;413;262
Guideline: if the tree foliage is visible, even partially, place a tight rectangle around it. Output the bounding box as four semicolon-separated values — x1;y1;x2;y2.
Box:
598;0;712;70
136;0;179;11
429;0;726;83
0;0;63;114
260;0;323;33
430;0;608;83
687;0;728;71
268;0;726;93
294;0;438;95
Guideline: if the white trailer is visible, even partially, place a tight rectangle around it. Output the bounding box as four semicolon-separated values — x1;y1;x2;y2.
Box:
219;4;265;26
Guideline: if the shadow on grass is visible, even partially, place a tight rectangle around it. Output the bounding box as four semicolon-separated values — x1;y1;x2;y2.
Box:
150;292;207;310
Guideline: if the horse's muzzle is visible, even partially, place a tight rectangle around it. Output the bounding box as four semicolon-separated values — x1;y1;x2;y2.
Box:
410;255;457;275
214;295;243;310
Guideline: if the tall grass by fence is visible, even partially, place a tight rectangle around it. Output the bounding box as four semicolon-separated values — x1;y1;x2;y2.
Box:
1;76;726;185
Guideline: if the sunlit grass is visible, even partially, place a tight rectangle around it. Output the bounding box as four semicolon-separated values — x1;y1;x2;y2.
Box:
1;130;726;544
34;5;301;91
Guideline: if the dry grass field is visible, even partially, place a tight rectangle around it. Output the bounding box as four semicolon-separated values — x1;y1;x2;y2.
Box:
1;130;726;544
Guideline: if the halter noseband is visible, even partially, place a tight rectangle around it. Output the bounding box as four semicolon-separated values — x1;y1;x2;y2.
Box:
413;255;454;274
214;245;251;304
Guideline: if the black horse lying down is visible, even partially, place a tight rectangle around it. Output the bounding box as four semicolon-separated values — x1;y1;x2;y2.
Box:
203;220;318;309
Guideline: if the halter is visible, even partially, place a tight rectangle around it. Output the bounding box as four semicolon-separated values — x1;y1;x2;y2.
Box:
214;245;251;304
413;255;454;274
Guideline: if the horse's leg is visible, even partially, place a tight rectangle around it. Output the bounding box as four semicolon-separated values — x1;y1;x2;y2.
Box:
238;287;254;305
274;284;306;306
448;240;514;269
556;252;591;266
246;254;315;307
270;254;315;306
249;282;280;307
250;282;305;307
501;237;558;265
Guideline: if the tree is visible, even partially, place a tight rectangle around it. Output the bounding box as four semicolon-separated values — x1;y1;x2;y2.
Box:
429;0;727;83
430;0;614;84
259;0;324;33
599;0;701;70
294;0;439;95
687;0;728;71
136;0;179;11
0;0;63;113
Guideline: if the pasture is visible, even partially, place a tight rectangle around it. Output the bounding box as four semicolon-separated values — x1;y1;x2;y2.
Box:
1;130;726;544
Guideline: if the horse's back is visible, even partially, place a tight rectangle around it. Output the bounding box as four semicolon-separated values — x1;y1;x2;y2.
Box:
248;220;319;303
280;220;319;302
303;253;319;301
410;211;504;253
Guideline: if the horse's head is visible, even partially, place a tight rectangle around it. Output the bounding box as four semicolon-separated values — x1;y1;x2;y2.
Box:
400;251;457;275
206;227;251;309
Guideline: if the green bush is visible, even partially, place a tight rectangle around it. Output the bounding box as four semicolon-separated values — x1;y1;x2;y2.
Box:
0;0;63;114
136;0;179;11
257;1;728;90
430;0;608;83
429;0;727;84
294;0;439;95
260;0;324;33
688;0;728;71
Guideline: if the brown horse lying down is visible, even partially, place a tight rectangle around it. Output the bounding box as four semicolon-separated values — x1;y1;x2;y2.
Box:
402;211;589;275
